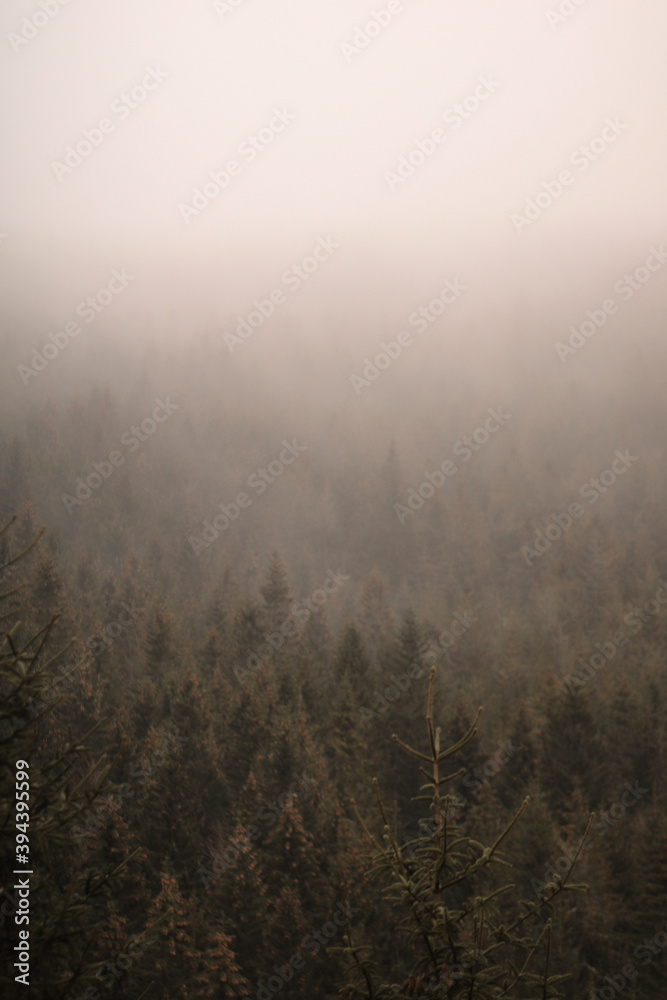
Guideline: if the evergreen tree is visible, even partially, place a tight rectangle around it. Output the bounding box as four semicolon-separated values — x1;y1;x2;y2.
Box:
300;603;333;674
327;669;373;800
199;625;224;677
375;610;430;829
492;701;536;813
335;669;588;998
359;569;396;666
260;551;292;631
629;810;667;992
538;683;609;814
231;600;265;683
333;622;371;696
368;443;415;586
0;518;148;999
572;517;622;632
143;599;178;683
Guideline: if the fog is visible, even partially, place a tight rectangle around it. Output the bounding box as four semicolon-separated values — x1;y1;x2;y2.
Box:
3;0;666;495
2;0;666;365
0;0;664;622
4;5;667;996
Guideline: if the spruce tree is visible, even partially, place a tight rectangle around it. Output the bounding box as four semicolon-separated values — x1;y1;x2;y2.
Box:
260;551;292;632
360;570;396;666
375;610;429;835
538;684;608;814
335;669;588;998
492;701;536;813
0;518;151;999
333;623;371;695
301;603;332;663
143;599;178;683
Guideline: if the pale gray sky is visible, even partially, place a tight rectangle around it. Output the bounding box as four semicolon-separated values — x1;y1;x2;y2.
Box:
1;0;666;350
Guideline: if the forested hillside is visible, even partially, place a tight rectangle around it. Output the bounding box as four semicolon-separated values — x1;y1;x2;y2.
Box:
2;335;667;998
3;1;667;996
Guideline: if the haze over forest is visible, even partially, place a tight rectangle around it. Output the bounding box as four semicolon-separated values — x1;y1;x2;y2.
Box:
1;2;667;999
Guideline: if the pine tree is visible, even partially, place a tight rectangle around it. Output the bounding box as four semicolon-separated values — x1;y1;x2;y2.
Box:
0;444;32;521
327;669;373;800
300;603;332;674
492;701;536;813
200;625;224;677
146;865;225;999
572;517;622;632
628;810;667;992
386;610;423;676
143;599;178;683
0;518;147;999
204;565;233;637
538;684;609;814
418;490;452;622
359;569;396;666
368;443;416;586
621;537;644;604
333;622;371;695
374;610;430;830
335;669;588;998
231;599;265;683
260;551;293;632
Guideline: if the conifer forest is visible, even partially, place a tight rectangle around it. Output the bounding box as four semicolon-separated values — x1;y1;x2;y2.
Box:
2;3;667;998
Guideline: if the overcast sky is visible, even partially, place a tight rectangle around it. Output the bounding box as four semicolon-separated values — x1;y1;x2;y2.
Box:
2;0;666;345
